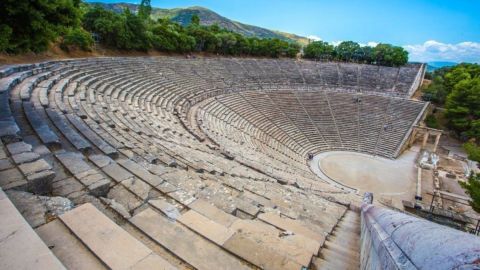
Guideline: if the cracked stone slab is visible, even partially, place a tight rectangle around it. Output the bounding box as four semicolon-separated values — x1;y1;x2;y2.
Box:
59;203;175;270
0;167;27;190
101;197;131;219
18;159;52;176
52;177;84;197
55;152;91;176
6;141;32;155
88;179;111;197
102;163;133;183
0;188;66;270
88;154;113;168
11;151;40;164
148;199;181;221
121;178;151;200
107;184;142;212
0;158;14;171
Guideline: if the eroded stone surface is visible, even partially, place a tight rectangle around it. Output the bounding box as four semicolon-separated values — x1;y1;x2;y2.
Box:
0;158;14;171
11;151;40;164
6;141;32;155
0;188;66;270
60;203;176;270
18;159;52;176
6;190;73;227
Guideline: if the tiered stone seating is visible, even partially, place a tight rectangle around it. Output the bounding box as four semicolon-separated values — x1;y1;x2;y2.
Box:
202;89;426;160
0;56;426;269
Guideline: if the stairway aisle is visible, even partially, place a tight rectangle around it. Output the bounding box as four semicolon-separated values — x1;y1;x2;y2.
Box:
312;210;361;270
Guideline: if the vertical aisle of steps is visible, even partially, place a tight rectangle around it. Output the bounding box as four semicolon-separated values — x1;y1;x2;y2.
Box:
312;210;361;270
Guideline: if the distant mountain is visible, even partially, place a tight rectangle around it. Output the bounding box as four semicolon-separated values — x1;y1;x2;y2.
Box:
89;2;310;45
426;61;457;72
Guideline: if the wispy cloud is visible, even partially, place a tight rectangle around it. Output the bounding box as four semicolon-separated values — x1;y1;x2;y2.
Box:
403;40;480;63
306;35;322;41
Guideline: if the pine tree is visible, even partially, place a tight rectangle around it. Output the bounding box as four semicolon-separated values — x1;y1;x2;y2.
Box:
138;0;152;20
460;173;480;213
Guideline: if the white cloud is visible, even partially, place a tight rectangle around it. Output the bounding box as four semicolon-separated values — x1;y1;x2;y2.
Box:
307;35;321;41
330;40;342;46
358;41;379;47
403;40;480;63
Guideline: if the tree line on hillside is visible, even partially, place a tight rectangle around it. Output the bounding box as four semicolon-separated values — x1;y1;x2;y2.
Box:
0;0;409;65
422;63;480;162
303;40;408;66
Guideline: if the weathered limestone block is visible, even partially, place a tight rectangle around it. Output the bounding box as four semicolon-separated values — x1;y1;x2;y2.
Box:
0;167;27;190
102;163;133;182
26;169;55;195
100;197;131;219
0;158;14;171
18;159;52;176
121;178;151;200
6;141;32;155
6;190;73;228
0;119;21;143
11;151;40;164
87;179;111;197
107;184;143;213
88;154;113;168
52;177;85;197
148;199;181;221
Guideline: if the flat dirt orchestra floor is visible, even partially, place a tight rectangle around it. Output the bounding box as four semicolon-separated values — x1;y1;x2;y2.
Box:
312;151;418;208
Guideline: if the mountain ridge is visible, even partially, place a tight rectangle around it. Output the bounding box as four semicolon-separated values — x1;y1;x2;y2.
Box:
426;61;457;72
88;2;310;45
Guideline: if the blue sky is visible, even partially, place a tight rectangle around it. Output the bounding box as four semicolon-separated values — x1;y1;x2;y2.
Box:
90;0;480;63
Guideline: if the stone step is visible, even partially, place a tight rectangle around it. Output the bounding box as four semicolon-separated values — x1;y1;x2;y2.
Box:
66;114;118;157
130;207;250;270
335;223;361;234
177;209;235;245
320;246;360;266
188;198;238;227
223;233;303;270
0;188;65;270
59;203;176;270
36;219;107;270
228;218;315;267
117;158;164;187
323;241;360;259
55;152;110;197
312;257;358;270
341;223;361;231
318;210;360;269
329;231;360;243
23;101;61;147
339;216;361;225
258;212;323;250
46;108;92;152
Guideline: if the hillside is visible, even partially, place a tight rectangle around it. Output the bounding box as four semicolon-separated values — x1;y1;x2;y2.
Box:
89;2;309;45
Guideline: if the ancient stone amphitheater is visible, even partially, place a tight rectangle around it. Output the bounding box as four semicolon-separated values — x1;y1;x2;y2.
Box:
1;57;479;270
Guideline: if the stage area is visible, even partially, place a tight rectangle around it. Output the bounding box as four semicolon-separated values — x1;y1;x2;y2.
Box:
311;151;418;208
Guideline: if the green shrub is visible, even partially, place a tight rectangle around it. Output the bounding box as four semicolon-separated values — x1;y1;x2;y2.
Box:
459;172;480;213
425;114;440;129
61;27;94;51
464;141;480;162
0;24;12;52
